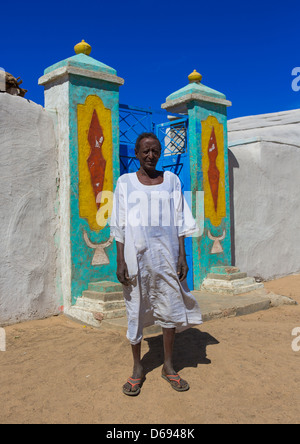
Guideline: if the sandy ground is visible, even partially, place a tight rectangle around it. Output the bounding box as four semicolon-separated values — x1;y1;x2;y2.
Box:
0;274;299;425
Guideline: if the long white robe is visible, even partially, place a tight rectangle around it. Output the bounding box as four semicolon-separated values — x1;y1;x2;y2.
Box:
110;171;202;344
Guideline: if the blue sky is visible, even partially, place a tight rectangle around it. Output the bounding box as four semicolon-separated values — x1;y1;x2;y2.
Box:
1;0;300;120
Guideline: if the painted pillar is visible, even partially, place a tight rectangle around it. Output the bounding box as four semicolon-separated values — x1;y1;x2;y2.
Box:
162;70;232;290
39;41;124;313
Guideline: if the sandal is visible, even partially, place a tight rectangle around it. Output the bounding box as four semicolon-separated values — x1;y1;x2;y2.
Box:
161;373;190;392
123;377;144;396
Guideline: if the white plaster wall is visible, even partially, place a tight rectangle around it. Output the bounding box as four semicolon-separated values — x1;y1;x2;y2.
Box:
43;77;71;312
0;93;60;325
228;109;300;281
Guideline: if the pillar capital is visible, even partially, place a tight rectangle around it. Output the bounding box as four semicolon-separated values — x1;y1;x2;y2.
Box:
161;70;231;114
38;52;124;87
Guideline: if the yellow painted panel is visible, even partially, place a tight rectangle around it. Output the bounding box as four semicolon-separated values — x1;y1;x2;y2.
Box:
201;116;226;227
78;95;113;231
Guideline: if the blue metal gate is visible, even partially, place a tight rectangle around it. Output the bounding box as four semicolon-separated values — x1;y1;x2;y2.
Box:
119;105;194;289
154;117;190;191
119;104;154;174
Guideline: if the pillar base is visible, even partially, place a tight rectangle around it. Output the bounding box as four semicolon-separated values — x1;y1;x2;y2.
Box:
66;281;126;327
201;266;264;295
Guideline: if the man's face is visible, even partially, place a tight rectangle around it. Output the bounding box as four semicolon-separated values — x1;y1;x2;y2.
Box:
135;137;161;172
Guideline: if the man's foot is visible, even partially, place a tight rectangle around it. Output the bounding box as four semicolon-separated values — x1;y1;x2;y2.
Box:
123;376;144;396
161;367;189;392
123;364;144;396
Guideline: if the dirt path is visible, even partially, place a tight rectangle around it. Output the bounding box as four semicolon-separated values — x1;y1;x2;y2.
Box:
0;274;299;424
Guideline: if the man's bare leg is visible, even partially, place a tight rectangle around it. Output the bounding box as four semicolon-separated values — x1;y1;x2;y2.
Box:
162;327;189;390
123;342;144;394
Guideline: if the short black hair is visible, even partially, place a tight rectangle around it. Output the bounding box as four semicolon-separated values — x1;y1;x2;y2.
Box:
135;132;161;152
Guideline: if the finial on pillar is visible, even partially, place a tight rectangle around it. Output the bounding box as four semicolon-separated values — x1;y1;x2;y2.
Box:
188;69;202;84
74;40;92;56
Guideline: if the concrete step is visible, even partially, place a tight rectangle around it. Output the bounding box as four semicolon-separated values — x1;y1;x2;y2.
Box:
193;289;273;320
76;294;125;312
202;265;265;295
201;282;264;295
75;296;103;311
207;272;247;281
66;305;127;328
71;280;126;326
88;281;122;293
102;307;127;319
82;290;124;302
202;276;257;288
210;266;241;274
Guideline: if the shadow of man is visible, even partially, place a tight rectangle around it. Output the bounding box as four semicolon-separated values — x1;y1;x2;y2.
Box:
141;328;219;376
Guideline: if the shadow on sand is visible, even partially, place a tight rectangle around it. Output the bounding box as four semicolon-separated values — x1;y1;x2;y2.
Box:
141;328;219;376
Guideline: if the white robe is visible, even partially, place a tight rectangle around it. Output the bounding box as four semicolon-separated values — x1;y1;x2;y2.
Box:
110;171;202;344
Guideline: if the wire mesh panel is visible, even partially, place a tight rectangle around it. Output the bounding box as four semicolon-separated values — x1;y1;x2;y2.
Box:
162;119;187;156
155;117;189;191
119;104;153;145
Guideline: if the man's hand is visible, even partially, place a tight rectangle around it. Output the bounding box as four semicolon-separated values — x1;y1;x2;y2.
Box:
116;241;130;286
177;255;189;282
177;236;189;282
116;259;130;286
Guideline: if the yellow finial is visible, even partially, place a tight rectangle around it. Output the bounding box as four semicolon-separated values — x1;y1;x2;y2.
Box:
188;69;202;83
74;40;92;56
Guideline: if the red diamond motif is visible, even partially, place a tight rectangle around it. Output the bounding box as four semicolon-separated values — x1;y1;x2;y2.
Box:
207;127;220;212
87;110;106;209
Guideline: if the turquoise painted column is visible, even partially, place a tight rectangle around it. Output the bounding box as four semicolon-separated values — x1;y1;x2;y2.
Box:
162;70;232;290
39;41;124;317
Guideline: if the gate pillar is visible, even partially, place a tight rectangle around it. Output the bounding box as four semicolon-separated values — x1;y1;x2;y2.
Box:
161;70;233;289
39;41;124;324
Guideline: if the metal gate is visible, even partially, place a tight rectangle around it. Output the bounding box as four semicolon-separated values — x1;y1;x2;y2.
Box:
154;117;190;191
119;104;154;174
119;105;194;289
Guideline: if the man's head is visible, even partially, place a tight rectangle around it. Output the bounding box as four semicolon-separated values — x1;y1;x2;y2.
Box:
135;133;162;172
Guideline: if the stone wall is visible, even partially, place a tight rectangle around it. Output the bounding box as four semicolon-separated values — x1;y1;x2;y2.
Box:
0;94;60;325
